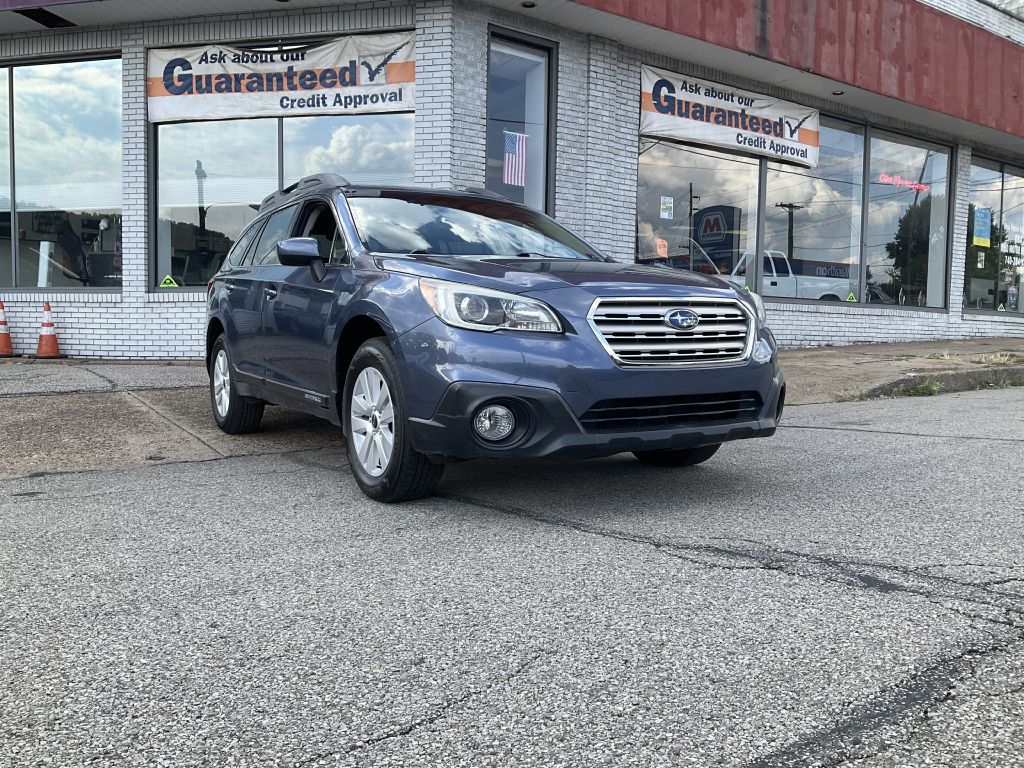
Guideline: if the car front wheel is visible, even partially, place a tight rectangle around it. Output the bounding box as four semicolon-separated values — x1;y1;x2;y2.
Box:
343;339;444;503
633;443;721;467
209;335;264;434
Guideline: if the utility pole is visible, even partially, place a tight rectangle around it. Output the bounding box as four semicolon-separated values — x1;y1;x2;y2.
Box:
195;160;208;233
688;183;700;270
775;202;804;263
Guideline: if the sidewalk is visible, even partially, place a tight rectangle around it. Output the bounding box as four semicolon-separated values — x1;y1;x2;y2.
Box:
780;337;1024;404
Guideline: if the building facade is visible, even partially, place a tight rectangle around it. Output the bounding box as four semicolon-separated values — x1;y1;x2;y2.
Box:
0;0;1021;358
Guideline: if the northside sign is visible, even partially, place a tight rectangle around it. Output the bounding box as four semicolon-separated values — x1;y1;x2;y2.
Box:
147;32;415;122
641;65;820;168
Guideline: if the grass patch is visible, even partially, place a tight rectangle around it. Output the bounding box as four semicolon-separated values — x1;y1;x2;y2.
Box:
895;379;942;397
971;352;1020;366
924;350;958;361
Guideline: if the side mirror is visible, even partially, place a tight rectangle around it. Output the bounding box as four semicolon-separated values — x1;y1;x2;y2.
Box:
277;237;327;281
277;237;321;265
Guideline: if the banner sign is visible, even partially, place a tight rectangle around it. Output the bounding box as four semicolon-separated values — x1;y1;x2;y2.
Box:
640;65;820;167
147;32;415;122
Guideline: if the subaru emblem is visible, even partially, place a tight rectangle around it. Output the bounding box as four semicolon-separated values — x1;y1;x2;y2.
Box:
664;308;700;330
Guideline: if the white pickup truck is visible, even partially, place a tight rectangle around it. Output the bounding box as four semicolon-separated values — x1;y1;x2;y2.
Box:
724;250;852;301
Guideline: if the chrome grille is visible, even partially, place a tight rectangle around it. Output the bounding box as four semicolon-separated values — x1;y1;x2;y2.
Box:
588;297;753;366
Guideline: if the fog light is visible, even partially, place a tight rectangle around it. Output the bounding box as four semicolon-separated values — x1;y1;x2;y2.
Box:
752;338;774;364
473;404;515;441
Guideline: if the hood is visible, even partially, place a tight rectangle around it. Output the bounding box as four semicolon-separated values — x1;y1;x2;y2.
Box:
375;255;735;295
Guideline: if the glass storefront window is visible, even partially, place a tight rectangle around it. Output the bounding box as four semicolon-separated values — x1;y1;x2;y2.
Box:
282;114;414;187
636;142;759;281
485;38;550;211
12;59;122;288
965;162;1024;313
765;119;864;302
156;114;413;288
865;134;949;308
156;119;278;288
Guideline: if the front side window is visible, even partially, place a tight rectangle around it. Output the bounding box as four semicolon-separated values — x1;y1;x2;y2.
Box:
485;37;551;211
4;59;122;288
636;142;759;281
347;193;597;260
252;205;298;266
865;134;949;308
965;161;1024;313
764;119;864;302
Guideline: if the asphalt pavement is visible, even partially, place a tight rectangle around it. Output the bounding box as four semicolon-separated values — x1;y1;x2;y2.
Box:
2;373;1023;766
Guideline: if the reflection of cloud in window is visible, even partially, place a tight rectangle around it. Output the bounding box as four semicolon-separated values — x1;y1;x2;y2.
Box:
296;118;413;184
12;60;122;210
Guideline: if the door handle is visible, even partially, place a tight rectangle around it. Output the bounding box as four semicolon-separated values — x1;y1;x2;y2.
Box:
224;281;236;293
264;285;278;300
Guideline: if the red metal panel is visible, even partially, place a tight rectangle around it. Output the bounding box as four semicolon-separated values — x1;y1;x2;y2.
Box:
571;0;1024;137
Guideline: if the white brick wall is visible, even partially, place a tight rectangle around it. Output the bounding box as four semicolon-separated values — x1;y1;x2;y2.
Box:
918;0;1024;46
0;0;1021;357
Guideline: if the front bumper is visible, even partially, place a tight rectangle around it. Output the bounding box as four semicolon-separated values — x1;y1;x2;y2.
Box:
408;374;785;461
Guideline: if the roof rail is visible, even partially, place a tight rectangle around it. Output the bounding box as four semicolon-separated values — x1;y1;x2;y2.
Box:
259;173;352;212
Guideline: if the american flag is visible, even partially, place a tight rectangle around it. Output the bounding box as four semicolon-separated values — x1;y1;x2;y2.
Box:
503;131;528;187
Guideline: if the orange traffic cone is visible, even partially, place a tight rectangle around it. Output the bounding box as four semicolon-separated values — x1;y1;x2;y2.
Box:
30;302;67;359
0;301;12;358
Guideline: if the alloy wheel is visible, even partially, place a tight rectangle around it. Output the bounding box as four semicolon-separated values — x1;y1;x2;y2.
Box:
213;349;231;418
350;366;395;477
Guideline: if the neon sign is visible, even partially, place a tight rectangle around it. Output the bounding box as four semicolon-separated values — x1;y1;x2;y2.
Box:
878;172;929;192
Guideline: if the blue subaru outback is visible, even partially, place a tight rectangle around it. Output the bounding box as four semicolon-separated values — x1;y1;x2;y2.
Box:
207;174;784;502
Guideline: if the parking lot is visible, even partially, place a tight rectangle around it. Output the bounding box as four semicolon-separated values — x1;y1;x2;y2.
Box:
2;365;1023;767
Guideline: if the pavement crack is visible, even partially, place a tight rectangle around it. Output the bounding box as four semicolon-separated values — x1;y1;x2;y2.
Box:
739;635;1024;768
122;391;228;458
291;651;547;766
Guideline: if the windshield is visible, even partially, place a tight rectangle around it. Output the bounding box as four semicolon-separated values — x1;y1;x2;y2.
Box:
345;192;599;260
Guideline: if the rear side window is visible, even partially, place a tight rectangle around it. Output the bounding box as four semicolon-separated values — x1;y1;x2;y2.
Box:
253;205;298;266
224;222;260;269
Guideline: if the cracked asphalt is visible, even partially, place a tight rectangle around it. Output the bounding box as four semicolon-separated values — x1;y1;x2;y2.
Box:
2;375;1023;767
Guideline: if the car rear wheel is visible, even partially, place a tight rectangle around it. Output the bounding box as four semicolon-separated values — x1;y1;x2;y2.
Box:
344;338;444;503
633;443;721;467
209;335;264;434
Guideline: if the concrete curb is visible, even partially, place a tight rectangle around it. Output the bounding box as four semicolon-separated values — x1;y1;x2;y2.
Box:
863;366;1024;399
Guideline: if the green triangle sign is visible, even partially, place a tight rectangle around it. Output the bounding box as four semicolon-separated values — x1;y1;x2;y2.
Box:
159;274;180;288
846;292;857;302
998;303;1006;311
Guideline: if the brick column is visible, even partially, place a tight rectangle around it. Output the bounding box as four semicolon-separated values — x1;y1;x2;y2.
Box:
119;29;148;304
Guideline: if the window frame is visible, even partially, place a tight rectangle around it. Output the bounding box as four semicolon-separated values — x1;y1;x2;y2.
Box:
485;26;558;216
0;53;123;293
293;196;350;266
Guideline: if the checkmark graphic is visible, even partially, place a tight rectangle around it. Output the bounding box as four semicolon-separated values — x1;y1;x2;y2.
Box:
360;41;410;82
784;114;811;138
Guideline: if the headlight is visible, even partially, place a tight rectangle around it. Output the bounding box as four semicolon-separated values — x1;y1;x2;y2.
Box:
747;290;768;328
419;278;562;333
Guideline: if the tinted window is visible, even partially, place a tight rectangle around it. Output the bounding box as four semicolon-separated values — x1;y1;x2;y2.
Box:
347;193;596;260
253;206;297;266
297;201;346;263
225;222;261;268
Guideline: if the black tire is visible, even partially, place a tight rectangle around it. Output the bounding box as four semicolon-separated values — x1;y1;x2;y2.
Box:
633;443;721;467
209;335;264;434
343;338;444;503
820;294;840;302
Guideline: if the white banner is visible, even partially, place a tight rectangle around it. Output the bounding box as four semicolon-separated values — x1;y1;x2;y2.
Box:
147;32;415;122
640;65;819;167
